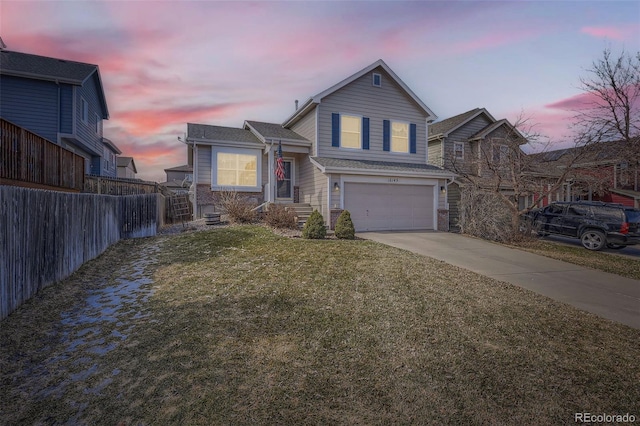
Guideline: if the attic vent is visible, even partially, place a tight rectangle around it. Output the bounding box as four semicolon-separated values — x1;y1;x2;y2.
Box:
372;72;382;87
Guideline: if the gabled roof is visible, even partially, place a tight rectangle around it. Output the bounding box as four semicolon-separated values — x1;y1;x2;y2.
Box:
244;120;308;142
283;59;437;127
187;123;261;144
428;108;496;139
117;156;137;173
0;49;109;118
469;119;527;144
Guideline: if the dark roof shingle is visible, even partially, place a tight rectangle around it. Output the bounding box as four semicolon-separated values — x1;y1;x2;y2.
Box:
245;121;308;141
312;157;449;174
428;108;481;137
0;50;98;84
187;123;261;144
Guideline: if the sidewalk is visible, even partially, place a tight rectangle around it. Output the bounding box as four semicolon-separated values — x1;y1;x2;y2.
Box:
360;231;640;329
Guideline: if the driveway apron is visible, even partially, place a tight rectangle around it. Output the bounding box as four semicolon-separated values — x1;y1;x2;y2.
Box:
360;231;640;329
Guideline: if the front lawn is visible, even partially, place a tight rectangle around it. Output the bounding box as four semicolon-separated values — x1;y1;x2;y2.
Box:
1;226;638;424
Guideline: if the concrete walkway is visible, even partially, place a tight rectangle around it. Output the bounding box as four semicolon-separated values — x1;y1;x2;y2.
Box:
360;231;640;329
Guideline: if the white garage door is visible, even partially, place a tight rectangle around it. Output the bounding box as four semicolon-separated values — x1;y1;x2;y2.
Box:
344;183;435;231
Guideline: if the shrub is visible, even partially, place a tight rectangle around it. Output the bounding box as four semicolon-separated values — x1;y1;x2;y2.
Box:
264;203;298;229
215;189;257;223
334;210;355;239
302;210;326;239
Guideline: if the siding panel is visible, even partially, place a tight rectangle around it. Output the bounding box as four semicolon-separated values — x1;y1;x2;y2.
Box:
317;69;429;163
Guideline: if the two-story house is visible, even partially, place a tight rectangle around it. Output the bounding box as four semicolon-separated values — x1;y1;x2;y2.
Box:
186;59;454;231
428;108;527;228
116;156;138;179
0;47;119;177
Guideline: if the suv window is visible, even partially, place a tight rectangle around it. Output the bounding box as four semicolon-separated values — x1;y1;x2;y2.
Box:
592;206;623;222
546;204;564;215
567;205;590;217
625;210;640;223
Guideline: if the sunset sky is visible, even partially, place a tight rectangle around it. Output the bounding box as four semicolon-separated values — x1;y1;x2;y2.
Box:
1;0;639;182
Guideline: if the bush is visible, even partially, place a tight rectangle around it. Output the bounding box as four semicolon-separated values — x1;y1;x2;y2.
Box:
264;203;298;229
302;210;326;239
334;210;355;239
215;189;257;223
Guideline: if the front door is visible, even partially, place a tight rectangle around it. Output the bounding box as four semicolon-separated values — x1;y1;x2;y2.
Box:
276;159;293;200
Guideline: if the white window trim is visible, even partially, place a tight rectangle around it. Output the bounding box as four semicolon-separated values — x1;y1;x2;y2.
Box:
211;146;262;192
275;157;295;200
453;142;464;160
390;120;410;153
372;72;382;87
340;114;363;150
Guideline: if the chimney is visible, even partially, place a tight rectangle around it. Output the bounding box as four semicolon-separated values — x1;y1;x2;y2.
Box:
295;100;299;111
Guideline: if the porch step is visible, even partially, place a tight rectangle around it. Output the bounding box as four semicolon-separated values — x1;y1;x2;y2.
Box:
284;203;313;228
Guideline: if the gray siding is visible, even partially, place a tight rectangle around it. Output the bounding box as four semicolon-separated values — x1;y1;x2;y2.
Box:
298;157;327;219
317;69;428;163
75;75;105;156
60;84;74;134
290;107;317;154
0;75;59;143
196;145;212;184
427;139;443;167
444;114;493;175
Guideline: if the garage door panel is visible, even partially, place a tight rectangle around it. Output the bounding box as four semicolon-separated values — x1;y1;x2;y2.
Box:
344;183;434;232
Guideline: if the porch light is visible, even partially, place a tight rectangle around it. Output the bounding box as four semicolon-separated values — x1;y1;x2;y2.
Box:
440;186;446;193
334;182;340;191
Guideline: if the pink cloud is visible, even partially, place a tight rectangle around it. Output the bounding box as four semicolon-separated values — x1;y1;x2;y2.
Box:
581;24;639;41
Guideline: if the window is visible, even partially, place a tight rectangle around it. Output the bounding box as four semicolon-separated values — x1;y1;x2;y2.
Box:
567;205;589;217
372;72;382;87
340;115;361;149
453;142;464;160
213;148;261;191
492;144;509;163
95;113;101;134
81;98;89;124
389;121;409;153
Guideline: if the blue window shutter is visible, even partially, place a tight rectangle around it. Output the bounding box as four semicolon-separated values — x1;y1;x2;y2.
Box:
409;123;417;154
362;117;370;150
332;113;340;147
383;120;390;152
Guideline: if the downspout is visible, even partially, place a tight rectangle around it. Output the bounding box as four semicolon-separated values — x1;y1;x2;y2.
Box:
180;135;197;220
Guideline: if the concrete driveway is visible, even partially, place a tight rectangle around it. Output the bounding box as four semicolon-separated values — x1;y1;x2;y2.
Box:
359;231;640;329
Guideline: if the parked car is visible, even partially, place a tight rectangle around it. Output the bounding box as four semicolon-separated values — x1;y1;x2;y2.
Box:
528;201;640;251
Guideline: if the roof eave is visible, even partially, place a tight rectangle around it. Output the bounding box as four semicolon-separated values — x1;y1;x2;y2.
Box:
282;98;316;128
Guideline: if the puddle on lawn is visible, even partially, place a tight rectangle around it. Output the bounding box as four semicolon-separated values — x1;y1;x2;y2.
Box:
8;242;160;404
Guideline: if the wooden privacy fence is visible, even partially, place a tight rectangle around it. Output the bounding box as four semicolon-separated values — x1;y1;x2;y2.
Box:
0;186;163;320
0;118;85;191
84;175;159;195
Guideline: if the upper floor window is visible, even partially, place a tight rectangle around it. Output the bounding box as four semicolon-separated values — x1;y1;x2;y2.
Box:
372;72;382;87
341;115;361;149
453;142;464;160
81;98;89;124
492;144;509;163
391;121;409;153
95;113;101;134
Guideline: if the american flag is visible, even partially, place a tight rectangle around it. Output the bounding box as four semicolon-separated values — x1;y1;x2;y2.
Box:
275;141;285;181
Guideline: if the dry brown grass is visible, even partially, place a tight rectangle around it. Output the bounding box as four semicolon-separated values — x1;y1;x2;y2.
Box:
1;226;639;425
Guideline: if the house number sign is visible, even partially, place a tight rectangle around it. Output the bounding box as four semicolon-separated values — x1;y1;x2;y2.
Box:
388;178;399;183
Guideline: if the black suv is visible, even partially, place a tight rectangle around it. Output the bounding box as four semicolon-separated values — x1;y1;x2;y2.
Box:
528;201;640;250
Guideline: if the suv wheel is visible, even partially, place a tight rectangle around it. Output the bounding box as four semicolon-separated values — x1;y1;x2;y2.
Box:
581;230;606;251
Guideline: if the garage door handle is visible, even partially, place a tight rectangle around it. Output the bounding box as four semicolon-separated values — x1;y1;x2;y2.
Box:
366;209;369;217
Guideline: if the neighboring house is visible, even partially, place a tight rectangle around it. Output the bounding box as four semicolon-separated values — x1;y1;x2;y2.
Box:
427;108;527;228
0;47;119;177
530;139;640;208
160;164;193;194
116;156;138;179
186;59;455;231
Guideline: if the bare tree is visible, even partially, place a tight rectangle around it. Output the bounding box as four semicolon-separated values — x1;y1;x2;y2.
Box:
574;48;640;147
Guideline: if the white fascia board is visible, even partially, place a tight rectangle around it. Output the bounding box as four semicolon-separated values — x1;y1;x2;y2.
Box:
308;157;326;173
187;138;263;150
321;166;455;179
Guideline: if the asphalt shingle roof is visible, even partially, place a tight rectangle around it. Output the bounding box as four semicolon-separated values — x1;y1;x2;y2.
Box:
0;50;98;84
187;123;261;144
312;157;450;174
428;108;481;137
245;121;308;141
